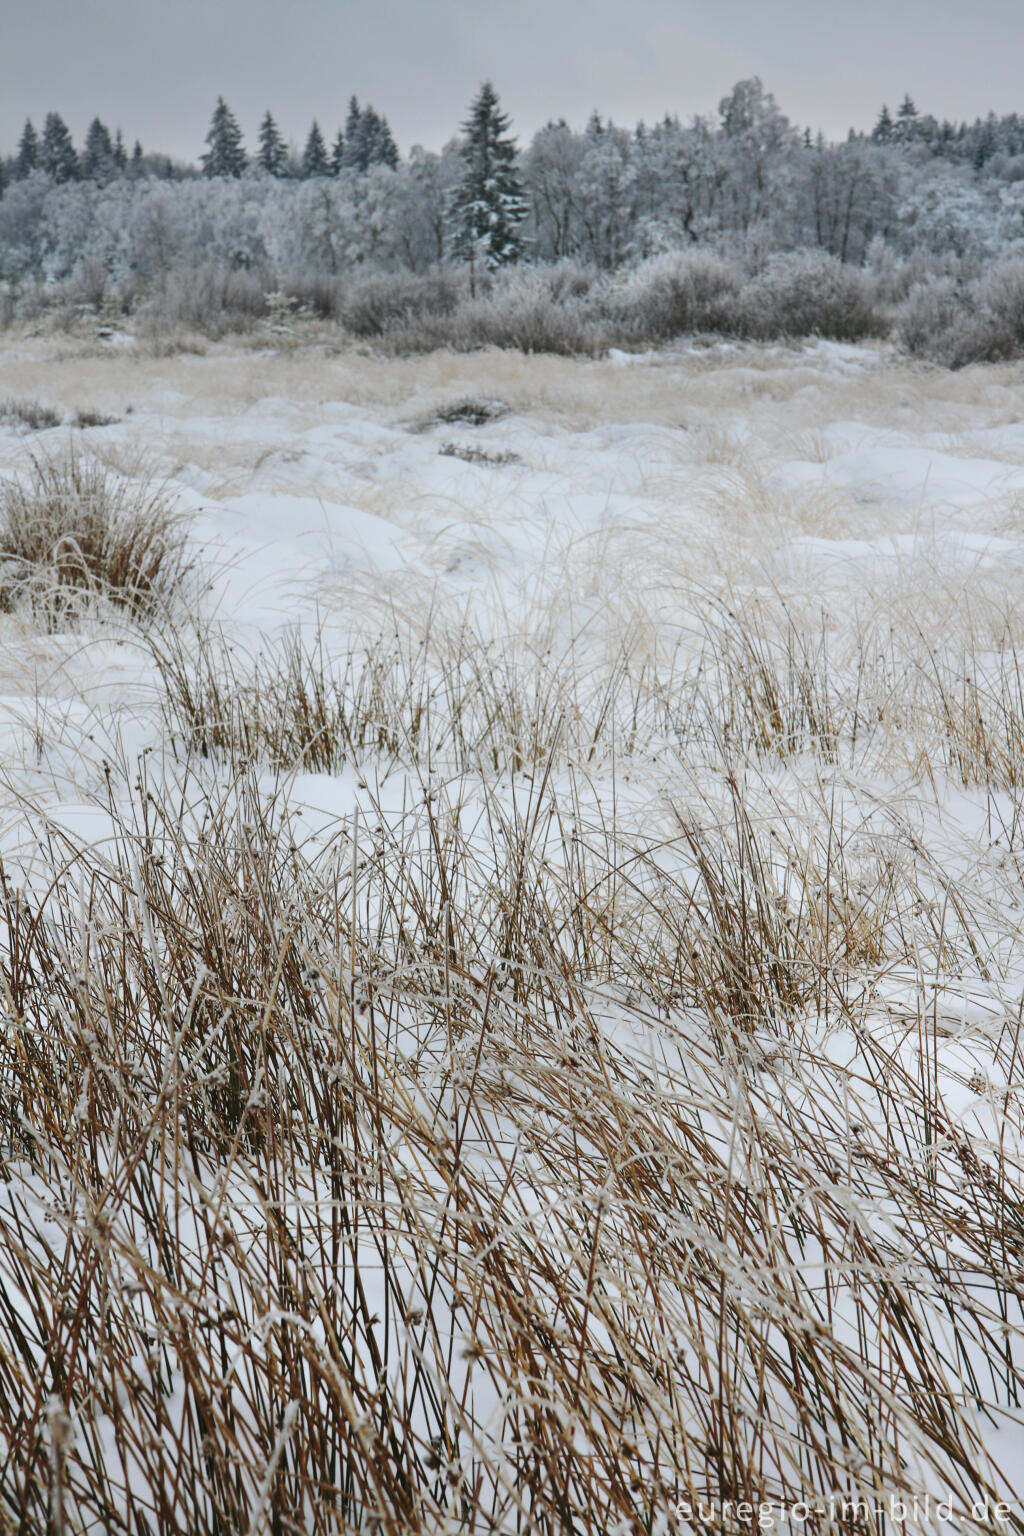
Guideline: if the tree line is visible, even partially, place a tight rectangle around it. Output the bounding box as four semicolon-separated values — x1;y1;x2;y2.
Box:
2;78;1023;285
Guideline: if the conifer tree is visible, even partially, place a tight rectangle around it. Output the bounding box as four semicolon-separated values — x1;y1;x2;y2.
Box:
380;115;399;170
362;109;399;169
330;130;345;177
301;120;330;178
201;97;246;178
40;113;79;182
113;128;127;171
341;97;364;169
448;82;527;270
81;117;115;181
894;95;919;142
872;105;894;143
257;111;288;176
338;98;397;171
14;120;38;179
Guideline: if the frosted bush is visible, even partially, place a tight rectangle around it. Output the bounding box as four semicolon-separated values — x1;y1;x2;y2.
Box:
600;250;744;341
340;269;461;338
741;249;886;341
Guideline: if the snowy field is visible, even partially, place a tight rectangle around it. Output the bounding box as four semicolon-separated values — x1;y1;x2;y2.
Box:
1;332;1024;1532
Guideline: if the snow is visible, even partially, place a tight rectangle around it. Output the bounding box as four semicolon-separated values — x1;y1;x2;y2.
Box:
2;334;1024;1524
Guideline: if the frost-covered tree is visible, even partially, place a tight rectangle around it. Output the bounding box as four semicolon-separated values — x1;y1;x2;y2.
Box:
0;171;50;271
629;114;725;255
301;121;330;178
81;118;115;182
388;142;462;268
40;113;79;183
575;114;637;266
524;120;586;260
796;136;897;261
716;78;797;240
257;111;288;177
201;98;246;178
14;120;39;179
448;81;526;271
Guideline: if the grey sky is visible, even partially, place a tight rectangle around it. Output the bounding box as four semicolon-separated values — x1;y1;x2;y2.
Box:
2;0;1022;163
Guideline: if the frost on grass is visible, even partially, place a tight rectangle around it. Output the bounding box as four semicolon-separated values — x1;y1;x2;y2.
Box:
0;340;1023;1534
0;445;191;629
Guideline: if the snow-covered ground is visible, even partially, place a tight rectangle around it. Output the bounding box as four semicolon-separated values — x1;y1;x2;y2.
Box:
2;333;1024;1532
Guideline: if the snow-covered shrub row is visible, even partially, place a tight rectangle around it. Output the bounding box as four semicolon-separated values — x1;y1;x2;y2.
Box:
595;249;887;344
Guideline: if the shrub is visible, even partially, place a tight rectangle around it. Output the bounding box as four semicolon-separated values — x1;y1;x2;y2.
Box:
740;250;887;342
279;271;344;320
973;257;1024;351
0;446;190;626
445;269;603;356
897;275;1010;368
135;261;270;340
601;250;744;342
340;269;461;338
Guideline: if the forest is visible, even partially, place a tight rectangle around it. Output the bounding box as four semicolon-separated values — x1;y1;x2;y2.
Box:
3;78;1024;364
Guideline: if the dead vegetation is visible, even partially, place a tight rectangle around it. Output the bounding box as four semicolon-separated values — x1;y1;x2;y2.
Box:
0;346;1022;1533
0;445;191;628
0;396;61;432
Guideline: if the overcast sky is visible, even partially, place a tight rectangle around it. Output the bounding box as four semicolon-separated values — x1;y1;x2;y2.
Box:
3;0;1022;163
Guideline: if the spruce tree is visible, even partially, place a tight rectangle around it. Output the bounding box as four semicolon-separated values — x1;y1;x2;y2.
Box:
894;95;919;142
40;113;79;182
257;111;288;176
301;120;330;178
341;97;364;170
448;82;527;270
338;97;396;172
14;120;38;179
113;128;127;171
872;105;894;143
330;130;345;177
201;97;246;178
361;109;399;170
81;117;115;181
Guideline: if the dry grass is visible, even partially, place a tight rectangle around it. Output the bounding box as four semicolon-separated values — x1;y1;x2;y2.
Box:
0;745;1020;1533
0;342;1023;1532
0;446;192;629
0;397;62;433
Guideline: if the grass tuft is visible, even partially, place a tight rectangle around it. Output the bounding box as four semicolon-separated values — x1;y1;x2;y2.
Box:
0;444;192;628
0;396;62;432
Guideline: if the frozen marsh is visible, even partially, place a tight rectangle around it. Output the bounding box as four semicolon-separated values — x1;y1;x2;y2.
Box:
1;332;1023;1532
